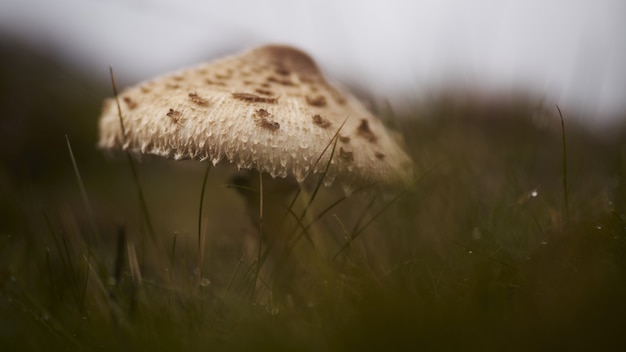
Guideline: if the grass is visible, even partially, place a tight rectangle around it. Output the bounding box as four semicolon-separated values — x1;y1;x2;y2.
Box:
1;41;626;350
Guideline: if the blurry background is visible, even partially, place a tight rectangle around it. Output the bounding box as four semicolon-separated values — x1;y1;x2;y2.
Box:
1;0;624;120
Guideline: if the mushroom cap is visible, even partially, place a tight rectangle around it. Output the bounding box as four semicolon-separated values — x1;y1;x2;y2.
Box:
98;45;413;188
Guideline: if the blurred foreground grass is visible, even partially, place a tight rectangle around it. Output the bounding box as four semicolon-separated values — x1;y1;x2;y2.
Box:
1;38;626;351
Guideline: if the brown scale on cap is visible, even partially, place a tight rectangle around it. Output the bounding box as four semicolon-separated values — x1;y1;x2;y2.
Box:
255;88;274;96
259;45;319;76
188;92;209;106
215;73;232;80
274;66;291;76
312;114;332;129
205;79;226;86
324;84;347;105
306;95;327;107
123;96;138;110
255;109;271;118
357;119;377;143
214;69;234;80
232;92;278;104
166;109;183;124
339;135;351;143
254;109;280;131
339;147;354;162
375;151;385;160
267;76;295;86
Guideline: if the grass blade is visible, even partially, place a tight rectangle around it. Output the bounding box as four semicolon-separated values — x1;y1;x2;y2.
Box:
556;105;569;223
65;135;99;241
298;117;348;221
333;175;423;260
197;164;212;279
109;66;156;241
197;164;212;247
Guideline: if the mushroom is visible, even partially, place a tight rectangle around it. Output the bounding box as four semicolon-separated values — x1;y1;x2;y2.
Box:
98;44;413;191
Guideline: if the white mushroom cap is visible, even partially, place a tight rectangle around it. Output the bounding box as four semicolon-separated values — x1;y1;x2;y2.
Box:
98;45;413;188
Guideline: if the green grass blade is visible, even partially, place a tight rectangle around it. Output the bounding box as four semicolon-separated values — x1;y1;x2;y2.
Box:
333;174;424;260
298;117;348;221
126;153;157;241
285;192;355;253
197;164;212;280
198;164;211;249
65;135;99;241
109;66;156;242
225;252;246;292
349;193;378;236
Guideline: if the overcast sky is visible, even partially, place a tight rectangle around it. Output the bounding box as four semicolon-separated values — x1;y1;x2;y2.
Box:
1;0;624;120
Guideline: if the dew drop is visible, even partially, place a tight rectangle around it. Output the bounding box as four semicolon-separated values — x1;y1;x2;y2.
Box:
531;190;538;197
200;278;211;287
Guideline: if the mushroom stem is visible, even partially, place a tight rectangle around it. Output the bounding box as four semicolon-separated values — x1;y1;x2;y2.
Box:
229;171;300;296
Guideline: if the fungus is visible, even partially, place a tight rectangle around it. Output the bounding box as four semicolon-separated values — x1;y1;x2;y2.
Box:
98;44;413;190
